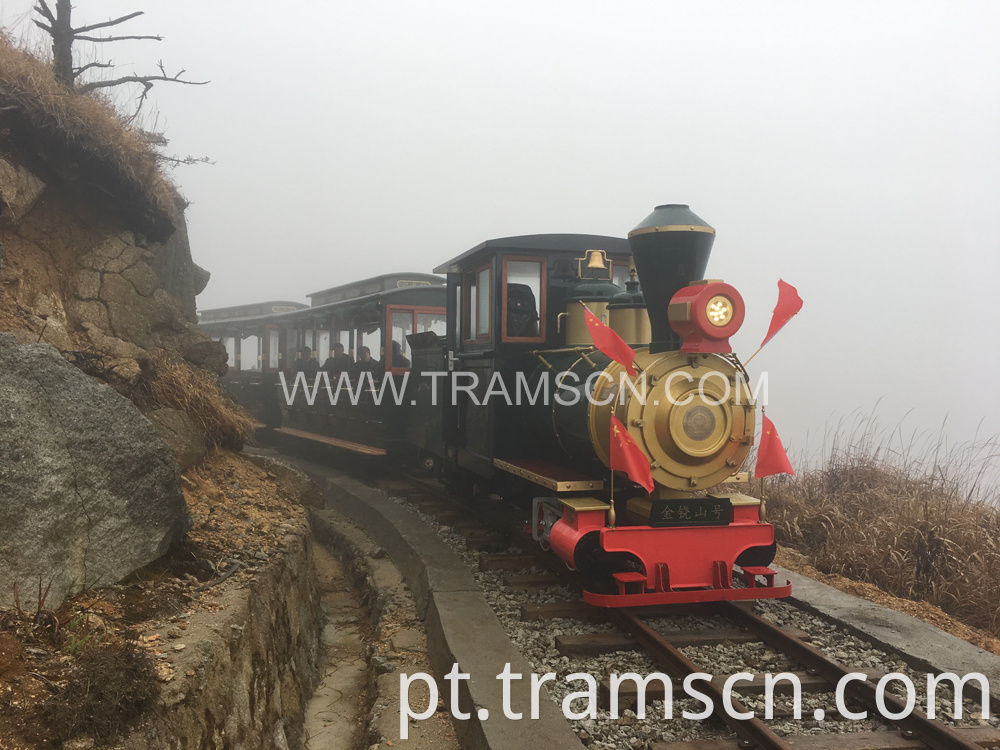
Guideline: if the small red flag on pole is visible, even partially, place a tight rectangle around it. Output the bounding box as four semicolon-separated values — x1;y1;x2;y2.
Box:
609;415;654;493
760;279;803;349
754;413;795;479
582;302;637;377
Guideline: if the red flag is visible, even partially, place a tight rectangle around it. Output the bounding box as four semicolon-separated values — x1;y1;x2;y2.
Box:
760;279;803;348
754;414;795;479
609;414;654;493
583;303;637;377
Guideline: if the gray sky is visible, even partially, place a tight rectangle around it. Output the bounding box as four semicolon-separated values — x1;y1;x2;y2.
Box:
2;0;999;466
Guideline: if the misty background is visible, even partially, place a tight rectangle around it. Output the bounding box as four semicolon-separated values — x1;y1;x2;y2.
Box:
2;0;997;469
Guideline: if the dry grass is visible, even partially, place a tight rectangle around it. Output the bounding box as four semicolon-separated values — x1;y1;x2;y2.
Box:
761;416;1000;635
0;33;176;239
129;354;256;450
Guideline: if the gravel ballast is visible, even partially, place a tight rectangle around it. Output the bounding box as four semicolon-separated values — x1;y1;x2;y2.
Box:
391;492;998;748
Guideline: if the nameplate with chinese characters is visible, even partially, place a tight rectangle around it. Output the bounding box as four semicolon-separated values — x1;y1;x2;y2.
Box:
649;496;732;527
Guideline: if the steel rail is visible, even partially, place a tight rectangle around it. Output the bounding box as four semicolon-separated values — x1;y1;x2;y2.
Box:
610;609;795;750
719;602;983;750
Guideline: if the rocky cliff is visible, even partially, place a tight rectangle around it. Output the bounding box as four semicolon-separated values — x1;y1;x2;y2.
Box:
0;35;224;379
0;36;242;608
0;159;223;379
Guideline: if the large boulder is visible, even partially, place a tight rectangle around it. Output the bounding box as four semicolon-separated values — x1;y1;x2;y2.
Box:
0;337;190;610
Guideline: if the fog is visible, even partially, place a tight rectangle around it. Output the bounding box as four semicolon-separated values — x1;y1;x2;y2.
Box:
2;0;998;463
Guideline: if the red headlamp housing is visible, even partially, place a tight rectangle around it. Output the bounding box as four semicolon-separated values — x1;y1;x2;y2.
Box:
667;280;745;353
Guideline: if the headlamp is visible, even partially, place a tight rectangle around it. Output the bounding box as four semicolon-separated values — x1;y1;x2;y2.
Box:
667;280;745;353
706;295;733;327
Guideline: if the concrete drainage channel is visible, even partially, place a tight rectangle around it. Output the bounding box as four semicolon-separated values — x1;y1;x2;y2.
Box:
305;502;460;749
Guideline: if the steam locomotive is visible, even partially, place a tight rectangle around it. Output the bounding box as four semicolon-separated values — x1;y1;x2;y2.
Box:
200;204;790;607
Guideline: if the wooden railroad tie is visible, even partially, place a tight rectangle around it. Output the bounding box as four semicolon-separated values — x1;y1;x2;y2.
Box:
462;531;507;552
411;496;450;511
503;573;564;591
556;625;810;657
520;601;720;622
479;553;538;572
431;510;466;524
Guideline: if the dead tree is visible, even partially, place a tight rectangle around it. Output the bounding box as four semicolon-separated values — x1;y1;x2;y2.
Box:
32;0;207;103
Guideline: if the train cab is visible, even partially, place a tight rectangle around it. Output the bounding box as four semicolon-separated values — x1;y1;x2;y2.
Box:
430;234;635;487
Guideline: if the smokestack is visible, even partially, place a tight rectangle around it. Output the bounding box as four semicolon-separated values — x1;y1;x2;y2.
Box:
627;204;715;353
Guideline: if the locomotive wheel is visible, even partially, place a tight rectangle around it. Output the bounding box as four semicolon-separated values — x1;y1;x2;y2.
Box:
735;542;777;568
574;532;644;579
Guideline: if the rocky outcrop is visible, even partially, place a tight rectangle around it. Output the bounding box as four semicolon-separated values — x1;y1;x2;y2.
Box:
0;154;225;375
0;337;191;610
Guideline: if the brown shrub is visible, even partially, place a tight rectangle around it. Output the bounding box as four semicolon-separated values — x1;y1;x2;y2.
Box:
762;429;1000;635
130;354;256;450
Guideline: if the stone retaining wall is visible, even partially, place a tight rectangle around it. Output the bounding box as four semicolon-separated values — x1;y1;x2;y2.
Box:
121;523;321;749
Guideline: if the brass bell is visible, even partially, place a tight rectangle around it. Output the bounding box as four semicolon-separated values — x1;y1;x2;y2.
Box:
584;249;608;270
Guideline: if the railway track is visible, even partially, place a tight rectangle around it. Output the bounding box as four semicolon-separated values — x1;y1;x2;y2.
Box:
611;604;999;750
260;437;998;750
368;470;1000;750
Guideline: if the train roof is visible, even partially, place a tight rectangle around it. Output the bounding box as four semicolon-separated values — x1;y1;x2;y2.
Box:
307;272;444;306
433;234;631;274
284;283;446;322
198;300;308;323
198;284;446;335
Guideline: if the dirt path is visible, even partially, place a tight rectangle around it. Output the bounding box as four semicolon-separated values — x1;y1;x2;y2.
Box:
775;546;1000;657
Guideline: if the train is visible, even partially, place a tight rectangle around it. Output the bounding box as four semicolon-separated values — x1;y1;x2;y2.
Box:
199;204;790;607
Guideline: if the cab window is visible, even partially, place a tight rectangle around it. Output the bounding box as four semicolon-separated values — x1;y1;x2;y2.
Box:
502;257;545;342
464;263;492;341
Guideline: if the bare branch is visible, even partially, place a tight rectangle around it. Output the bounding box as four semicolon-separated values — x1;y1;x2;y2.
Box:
158;154;215;167
77;73;209;94
73;34;163;43
32;0;210;113
72;60;114;78
122;80;153;125
71;11;144;34
34;0;55;24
